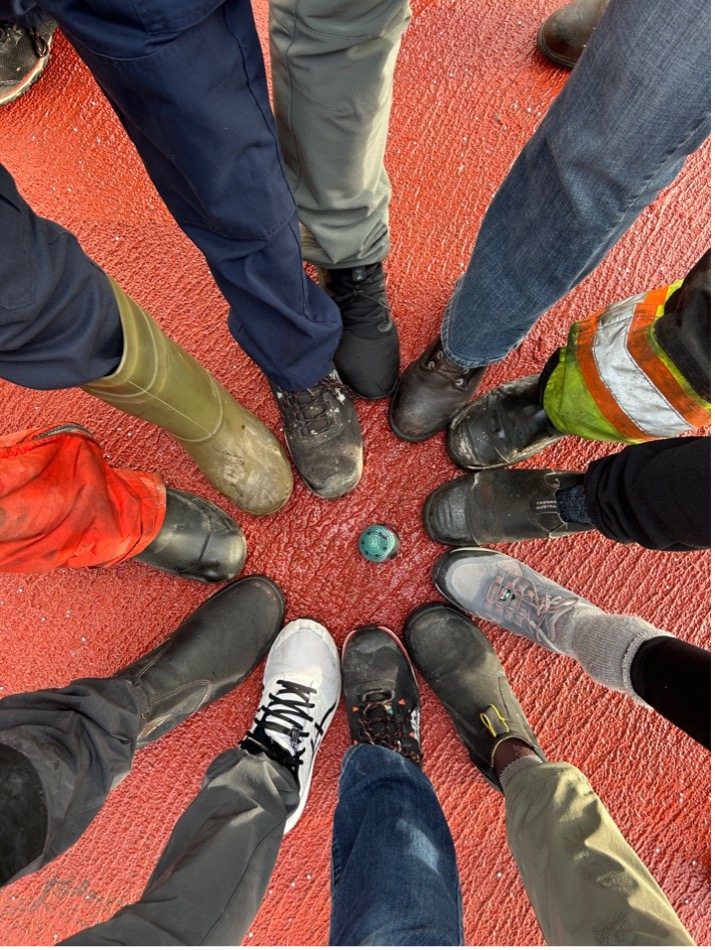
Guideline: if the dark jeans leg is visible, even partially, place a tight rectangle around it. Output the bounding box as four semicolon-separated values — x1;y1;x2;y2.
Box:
584;436;710;550
630;636;710;748
0;164;123;389
330;745;463;946
63;749;297;946
0;677;141;886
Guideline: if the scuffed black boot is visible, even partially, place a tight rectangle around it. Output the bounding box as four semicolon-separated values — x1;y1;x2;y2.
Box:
537;0;611;68
423;469;592;545
390;337;486;442
0;19;56;106
115;575;285;748
271;370;363;499
318;263;400;400
447;375;565;470
134;488;246;583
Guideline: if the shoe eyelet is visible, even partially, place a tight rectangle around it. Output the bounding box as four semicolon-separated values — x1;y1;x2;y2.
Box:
427;361;435;370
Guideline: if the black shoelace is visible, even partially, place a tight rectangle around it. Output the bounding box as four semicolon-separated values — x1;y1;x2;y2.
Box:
329;266;392;328
357;692;422;765
252;678;318;767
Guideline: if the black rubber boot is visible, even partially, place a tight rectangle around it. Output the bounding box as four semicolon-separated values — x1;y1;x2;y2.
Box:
390;337;486;442
114;575;285;749
423;469;592;545
271;370;363;499
404;603;546;792
134;488;246;582
447;375;564;470
318;263;400;401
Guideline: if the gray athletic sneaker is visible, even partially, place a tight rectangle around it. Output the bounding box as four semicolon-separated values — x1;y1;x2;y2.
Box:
242;619;340;833
433;547;597;654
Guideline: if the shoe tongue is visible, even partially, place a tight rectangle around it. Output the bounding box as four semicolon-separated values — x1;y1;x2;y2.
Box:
364;689;393;705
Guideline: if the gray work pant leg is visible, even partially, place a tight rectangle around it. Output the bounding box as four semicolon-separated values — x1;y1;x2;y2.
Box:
0;677;142;885
64;749;298;946
270;0;411;268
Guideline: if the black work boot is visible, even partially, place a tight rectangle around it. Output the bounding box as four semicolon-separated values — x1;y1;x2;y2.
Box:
134;488;246;583
447;375;565;470
342;625;423;766
404;603;546;791
271;370;363;499
423;469;592;545
389;337;486;442
114;575;285;749
537;0;611;68
0;18;56;106
317;263;400;401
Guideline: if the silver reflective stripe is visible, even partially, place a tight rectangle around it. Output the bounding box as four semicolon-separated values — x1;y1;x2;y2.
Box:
591;293;690;437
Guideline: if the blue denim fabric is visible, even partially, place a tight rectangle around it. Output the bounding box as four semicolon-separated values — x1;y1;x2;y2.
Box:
442;0;710;368
0;0;341;391
330;745;464;946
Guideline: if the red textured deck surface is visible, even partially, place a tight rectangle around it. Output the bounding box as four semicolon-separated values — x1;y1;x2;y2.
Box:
0;1;710;945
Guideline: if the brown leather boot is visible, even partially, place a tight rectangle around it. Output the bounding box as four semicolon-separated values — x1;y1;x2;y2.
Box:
537;0;611;69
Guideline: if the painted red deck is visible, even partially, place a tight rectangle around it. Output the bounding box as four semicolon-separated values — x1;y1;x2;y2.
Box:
0;0;710;945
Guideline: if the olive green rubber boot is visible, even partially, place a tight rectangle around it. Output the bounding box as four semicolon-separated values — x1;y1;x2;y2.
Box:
82;279;293;515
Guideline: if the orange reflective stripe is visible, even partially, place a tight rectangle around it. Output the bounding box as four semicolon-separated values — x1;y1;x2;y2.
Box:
575;307;652;441
627;287;711;427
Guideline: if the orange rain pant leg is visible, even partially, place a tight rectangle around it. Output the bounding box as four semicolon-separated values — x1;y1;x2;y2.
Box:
0;424;166;572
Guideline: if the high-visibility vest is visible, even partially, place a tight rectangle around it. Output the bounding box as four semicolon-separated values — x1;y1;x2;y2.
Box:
543;254;710;443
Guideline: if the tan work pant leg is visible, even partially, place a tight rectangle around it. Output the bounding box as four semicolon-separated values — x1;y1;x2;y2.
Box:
504;763;694;945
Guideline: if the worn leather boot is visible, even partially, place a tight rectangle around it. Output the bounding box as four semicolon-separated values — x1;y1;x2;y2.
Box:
389;337;486;441
82;278;293;516
537;0;611;69
447;375;564;470
134;488;246;582
423;469;592;545
114;575;285;749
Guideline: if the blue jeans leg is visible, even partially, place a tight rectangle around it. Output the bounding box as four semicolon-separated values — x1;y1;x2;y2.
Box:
442;0;710;368
330;745;463;946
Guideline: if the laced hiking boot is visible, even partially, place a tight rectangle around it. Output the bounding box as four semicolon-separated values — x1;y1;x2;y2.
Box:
241;619;340;833
134;488;246;583
537;0;611;69
0;19;56;106
389;337;486;442
115;575;285;749
342;625;422;767
423;469;591;546
447;375;564;470
271;370;363;499
404;602;546;792
318;263;400;400
433;548;596;656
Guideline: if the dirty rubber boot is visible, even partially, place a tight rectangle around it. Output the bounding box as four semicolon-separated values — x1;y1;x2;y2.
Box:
82;278;293;516
390;337;486;442
271;369;363;499
404;602;546;792
134;488;246;583
423;469;592;545
447;375;565;470
115;574;285;749
537;0;611;69
317;262;400;400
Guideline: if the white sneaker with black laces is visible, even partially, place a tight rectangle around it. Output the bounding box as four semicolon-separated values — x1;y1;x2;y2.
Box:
243;619;340;833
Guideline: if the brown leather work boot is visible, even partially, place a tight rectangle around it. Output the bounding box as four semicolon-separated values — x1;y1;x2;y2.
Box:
537;0;611;69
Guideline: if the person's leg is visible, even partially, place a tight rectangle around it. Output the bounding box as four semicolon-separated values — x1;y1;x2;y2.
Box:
504;763;694;945
390;0;709;440
432;548;710;747
404;603;694;945
63;617;340;945
0;576;285;887
335;625;463;946
442;0;710;369
584;436;710;550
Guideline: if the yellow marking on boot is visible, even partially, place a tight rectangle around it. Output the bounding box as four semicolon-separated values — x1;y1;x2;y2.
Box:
480;704;510;738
